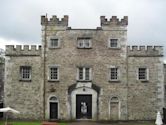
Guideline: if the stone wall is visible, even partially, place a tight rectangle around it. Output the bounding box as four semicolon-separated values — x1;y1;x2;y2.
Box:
0;60;4;103
4;55;43;120
4;15;164;121
127;56;164;120
41;15;128;120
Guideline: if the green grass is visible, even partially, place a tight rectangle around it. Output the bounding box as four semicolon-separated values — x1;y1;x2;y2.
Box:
0;121;155;125
0;121;67;125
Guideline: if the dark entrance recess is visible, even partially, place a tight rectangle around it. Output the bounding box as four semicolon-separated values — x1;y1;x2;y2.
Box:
76;94;92;119
50;102;58;119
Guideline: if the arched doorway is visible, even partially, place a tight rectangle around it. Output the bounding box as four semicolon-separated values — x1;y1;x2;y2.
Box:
49;96;58;120
70;86;98;119
68;83;100;120
110;97;120;120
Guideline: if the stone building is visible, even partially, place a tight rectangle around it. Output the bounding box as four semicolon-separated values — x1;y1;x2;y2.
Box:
4;15;164;121
0;49;5;118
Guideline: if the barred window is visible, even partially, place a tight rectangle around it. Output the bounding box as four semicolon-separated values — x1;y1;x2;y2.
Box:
78;67;91;81
110;68;118;80
20;66;31;80
138;68;147;80
109;39;118;48
49;67;59;80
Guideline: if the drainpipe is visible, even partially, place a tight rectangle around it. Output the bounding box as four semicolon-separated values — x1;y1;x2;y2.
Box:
43;13;47;120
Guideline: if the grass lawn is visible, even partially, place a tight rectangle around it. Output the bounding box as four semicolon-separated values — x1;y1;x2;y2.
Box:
0;121;67;125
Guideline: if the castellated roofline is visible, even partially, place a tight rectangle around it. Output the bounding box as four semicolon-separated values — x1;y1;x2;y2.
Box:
127;45;163;57
5;45;41;56
40;15;128;27
41;15;69;26
100;16;128;26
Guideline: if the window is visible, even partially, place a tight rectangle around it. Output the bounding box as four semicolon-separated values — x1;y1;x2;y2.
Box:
50;96;58;102
49;66;59;81
20;66;31;80
110;67;119;81
78;67;91;81
77;38;92;48
109;39;118;48
50;39;60;48
138;68;149;81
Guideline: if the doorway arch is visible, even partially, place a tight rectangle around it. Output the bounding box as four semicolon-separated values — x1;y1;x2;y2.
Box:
49;96;59;120
109;97;120;120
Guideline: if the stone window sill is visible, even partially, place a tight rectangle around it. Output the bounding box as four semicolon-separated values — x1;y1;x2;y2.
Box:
19;79;31;82
77;80;92;82
77;47;92;49
48;80;60;82
139;79;149;82
108;47;121;50
49;47;61;49
108;80;121;83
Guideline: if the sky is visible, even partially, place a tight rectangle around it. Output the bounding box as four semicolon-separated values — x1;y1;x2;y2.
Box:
0;0;166;57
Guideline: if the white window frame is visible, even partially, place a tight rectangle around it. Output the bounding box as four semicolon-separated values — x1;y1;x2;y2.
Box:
109;66;120;81
48;65;59;81
108;38;119;48
137;67;149;81
77;67;92;81
49;37;60;48
20;66;31;81
77;38;92;48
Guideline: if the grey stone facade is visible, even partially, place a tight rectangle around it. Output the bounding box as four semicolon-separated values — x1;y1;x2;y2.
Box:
4;15;164;121
0;49;5;104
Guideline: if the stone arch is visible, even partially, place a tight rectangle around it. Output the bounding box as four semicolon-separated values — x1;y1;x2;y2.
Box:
70;86;98;120
48;95;59;120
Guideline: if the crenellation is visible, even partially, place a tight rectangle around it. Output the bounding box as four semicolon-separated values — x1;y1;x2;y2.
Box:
132;46;139;51
139;46;146;50
41;15;68;26
100;16;128;26
16;45;22;51
31;45;38;51
5;45;41;56
128;45;163;57
147;46;154;51
23;45;30;51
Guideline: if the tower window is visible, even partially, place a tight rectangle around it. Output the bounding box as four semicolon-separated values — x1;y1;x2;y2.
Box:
110;68;118;80
49;66;59;81
77;38;92;48
50;39;60;48
20;66;31;80
138;68;149;81
77;67;92;81
109;39;118;48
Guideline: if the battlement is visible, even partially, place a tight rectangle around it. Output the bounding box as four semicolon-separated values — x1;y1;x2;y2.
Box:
5;45;41;56
41;15;68;26
127;46;163;57
100;16;128;26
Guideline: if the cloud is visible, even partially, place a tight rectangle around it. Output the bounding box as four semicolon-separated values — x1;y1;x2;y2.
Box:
0;0;166;55
0;37;22;50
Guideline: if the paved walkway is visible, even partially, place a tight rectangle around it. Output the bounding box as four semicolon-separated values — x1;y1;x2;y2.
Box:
68;121;101;125
68;121;154;125
68;121;111;125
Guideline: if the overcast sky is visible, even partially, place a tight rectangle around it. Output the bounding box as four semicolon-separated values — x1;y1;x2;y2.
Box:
0;0;166;56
